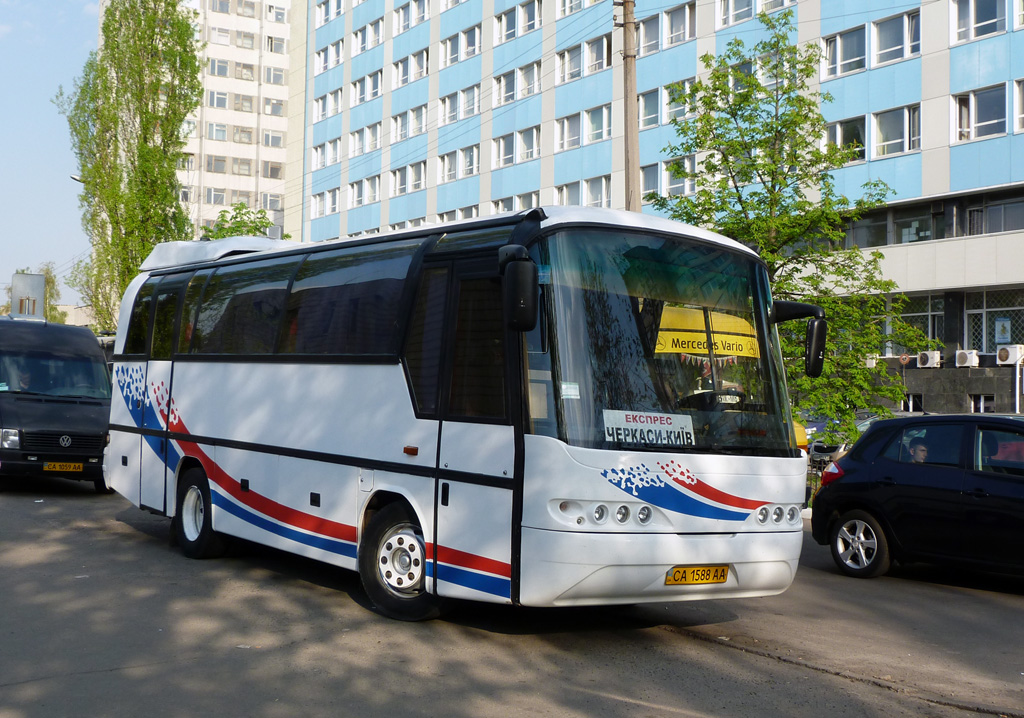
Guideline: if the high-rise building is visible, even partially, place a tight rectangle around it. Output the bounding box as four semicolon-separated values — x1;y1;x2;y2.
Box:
297;0;1024;411
178;0;293;238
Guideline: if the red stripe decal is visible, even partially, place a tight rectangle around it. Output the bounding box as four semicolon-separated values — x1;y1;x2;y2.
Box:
429;543;511;578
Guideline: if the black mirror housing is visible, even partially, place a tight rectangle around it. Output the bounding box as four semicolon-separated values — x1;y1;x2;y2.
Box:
504;260;538;331
805;317;827;378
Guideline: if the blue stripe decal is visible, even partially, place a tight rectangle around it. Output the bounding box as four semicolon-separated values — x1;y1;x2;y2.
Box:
211;490;357;559
432;563;512;599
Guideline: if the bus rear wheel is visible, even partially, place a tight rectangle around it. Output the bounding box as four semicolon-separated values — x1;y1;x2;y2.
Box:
358;503;440;621
174;468;228;559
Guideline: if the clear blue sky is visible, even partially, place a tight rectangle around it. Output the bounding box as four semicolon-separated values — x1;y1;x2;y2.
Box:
0;0;99;306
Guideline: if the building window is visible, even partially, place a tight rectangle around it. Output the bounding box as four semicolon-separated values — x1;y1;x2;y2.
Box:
639;90;660;129
209;58;228;77
519;62;541;97
666;2;696;45
206;155;227;173
495;71;516;105
315;1;329;26
266;4;285;22
233;126;253;144
209;91;228;109
666;78;695;122
206;187;226;205
641;164;660;200
207;122;227;141
517;191;540;209
327;89;342;116
439;152;457;183
496;0;540;44
352;72;382;105
585;175;611;208
954;0;1005;42
826;116;866;161
557;46;582;83
440;93;459;124
720;0;752;27
462;84;480;117
875;11;920;65
494;134;515;167
211;0;230;13
265;67;285;85
557;113;581;150
264;98;285;117
354;18;384;54
237;63;256;81
518;126;540;161
263;130;284;149
262;161;283;180
395;0;427;34
461;144;480;176
557;182;580;205
955;85;1007;141
824;27;866;78
586;35;612;74
315;48;328;74
666;157;695;196
585;104;611;143
266;36;285;53
638;15;659;56
875;105;920;156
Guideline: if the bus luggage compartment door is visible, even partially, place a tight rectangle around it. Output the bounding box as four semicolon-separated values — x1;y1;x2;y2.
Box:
435;422;515;604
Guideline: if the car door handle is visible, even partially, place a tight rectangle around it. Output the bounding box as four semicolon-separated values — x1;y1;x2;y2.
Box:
880;476;896;485
966;487;989;498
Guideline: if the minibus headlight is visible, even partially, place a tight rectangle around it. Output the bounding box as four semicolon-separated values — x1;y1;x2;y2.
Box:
1;429;19;450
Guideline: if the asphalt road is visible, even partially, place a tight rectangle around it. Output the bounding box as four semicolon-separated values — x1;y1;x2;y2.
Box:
2;475;1022;718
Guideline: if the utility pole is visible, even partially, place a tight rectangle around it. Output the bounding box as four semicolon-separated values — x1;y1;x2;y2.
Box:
617;0;640;212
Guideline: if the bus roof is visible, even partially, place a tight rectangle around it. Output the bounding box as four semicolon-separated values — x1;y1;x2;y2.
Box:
138;208;757;273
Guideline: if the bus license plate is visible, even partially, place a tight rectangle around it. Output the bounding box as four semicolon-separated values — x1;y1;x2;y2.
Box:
665;565;729;586
44;462;83;472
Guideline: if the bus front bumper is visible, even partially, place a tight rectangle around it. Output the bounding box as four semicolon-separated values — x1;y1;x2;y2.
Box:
518;526;802;607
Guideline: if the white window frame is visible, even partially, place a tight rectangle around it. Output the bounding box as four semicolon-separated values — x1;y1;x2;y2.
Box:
557;45;582;84
874;104;921;157
638;15;659;56
823;26;866;78
720;0;753;27
495;71;516;105
955;85;1007;142
666;2;696;46
461;144;480;176
557;182;580;205
826;116;867;162
461;84;481;118
494;134;515;167
519;62;541;98
585;104;611;143
557;113;581;151
518;126;540;161
875;11;921;65
440;93;459;124
586;34;612;74
665;156;695;196
954;0;1006;43
585;175;611;208
639;90;660;129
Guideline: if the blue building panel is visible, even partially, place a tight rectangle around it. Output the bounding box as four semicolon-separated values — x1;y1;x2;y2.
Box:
312;114;344;144
868;152;922;202
346;203;382;235
437;176;481;211
389;190;427;221
554;5;610;49
637;44;697;91
552;142;612;186
392;23;430;57
865;59;922;111
310;216;341;242
950;136;1014;192
950;33;1012;93
391;133;430;165
349;98;384;130
439;0;484;35
438;55;482;96
493;32;543;74
554;72;613;117
350;1;383;29
437;120;481;153
491;96;542;136
390;79;430;115
490;162;541;199
638;125;676;163
819;0;908;36
311;167;341;193
351;45;386;79
821;71;871;122
313;64;345;97
348;151;382;181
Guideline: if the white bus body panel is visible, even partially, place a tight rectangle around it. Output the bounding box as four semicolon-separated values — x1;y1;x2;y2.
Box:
518;434;805;606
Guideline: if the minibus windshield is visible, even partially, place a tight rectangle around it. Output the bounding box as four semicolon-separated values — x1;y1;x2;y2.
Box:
0;350;111;400
525;229;794;456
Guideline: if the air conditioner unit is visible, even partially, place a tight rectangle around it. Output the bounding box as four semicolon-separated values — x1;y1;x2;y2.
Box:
997;344;1024;365
956;349;979;368
918;350;941;368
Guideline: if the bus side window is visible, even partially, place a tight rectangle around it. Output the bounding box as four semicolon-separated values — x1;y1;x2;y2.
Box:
151;274;190;360
403;267;448;415
179;270;212;354
448;277;506;420
123;279;158;355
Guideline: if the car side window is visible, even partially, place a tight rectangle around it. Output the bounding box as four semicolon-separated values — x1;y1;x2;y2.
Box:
883;425;963;467
975;428;1024;477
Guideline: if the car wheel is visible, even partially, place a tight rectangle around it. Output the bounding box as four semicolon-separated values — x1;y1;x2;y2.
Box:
358;503;440;621
93;476;115;495
174;468;228;559
830;509;890;578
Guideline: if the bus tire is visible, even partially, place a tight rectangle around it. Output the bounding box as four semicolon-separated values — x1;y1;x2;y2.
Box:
174;468;228;560
358;503;440;621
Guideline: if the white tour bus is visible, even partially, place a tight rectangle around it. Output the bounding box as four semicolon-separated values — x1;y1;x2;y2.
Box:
107;207;825;620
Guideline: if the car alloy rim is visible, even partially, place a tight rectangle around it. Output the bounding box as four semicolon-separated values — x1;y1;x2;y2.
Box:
836;518;877;569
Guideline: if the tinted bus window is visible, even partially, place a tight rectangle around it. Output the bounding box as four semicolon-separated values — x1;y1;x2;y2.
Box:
448;277;506;419
151;274;191;360
282;241;418;356
124;279;158;355
178;270;212;354
193;258;300;355
403;267;448;414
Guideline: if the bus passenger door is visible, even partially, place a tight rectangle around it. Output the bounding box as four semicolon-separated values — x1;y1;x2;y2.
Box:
139;274;189;514
434;267;517;604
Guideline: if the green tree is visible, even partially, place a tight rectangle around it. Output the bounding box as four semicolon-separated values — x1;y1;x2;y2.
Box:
204;203;291;239
55;0;203;332
1;264;68;324
648;10;930;441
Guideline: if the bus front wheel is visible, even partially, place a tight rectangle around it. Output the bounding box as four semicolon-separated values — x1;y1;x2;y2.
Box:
358;503;440;621
174;468;228;560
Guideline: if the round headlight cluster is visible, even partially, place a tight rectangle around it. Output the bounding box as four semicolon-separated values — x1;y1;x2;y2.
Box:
558;501;656;528
755;503;803;525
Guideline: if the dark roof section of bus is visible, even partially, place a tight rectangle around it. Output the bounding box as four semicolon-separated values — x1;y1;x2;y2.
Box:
0;316;105;358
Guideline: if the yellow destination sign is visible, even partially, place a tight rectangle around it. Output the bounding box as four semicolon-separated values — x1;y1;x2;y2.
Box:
654;306;759;358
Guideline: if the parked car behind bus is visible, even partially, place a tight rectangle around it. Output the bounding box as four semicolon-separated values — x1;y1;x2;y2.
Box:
0;316;112;493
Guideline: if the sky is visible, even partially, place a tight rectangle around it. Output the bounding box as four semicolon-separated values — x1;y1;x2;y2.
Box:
0;0;99;307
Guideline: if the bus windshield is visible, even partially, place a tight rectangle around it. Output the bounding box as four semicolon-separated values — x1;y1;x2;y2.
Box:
526;228;793;456
0;350;111;399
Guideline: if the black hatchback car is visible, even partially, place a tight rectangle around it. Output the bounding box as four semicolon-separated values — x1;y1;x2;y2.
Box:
811;414;1024;578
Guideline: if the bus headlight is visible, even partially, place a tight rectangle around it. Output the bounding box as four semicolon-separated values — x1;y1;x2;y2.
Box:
593;504;608;523
636;505;652;524
787;506;800;524
1;429;19;450
772;506;785;523
756;506;770;524
615;505;630;523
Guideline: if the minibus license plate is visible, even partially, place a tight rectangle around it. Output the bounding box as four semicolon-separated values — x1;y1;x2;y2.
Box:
666;565;728;586
44;462;83;472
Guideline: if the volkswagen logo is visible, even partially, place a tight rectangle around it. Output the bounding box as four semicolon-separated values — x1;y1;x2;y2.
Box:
59;435;72;448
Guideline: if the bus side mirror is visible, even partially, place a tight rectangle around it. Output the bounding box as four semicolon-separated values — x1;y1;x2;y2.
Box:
805;317;827;378
504;260;538;332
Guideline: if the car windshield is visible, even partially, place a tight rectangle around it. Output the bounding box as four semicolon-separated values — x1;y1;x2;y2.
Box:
0;350;111;399
524;228;795;456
